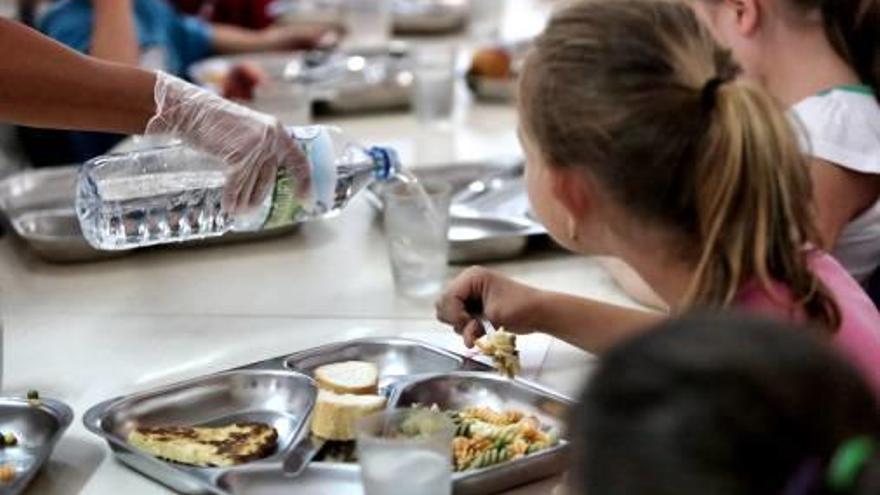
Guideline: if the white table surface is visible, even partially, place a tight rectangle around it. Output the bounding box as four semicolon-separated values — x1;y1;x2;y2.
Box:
0;3;645;491
0;93;638;495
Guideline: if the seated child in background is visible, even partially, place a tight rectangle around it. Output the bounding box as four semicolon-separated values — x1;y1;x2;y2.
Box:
571;313;880;495
690;0;880;288
603;0;880;309
20;0;334;165
169;0;275;30
434;0;880;395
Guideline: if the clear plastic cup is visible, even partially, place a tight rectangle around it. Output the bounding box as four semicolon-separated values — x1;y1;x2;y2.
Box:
356;409;455;495
412;45;458;125
383;180;451;299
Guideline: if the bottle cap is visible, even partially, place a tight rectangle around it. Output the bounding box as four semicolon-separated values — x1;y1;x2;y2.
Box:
368;147;400;181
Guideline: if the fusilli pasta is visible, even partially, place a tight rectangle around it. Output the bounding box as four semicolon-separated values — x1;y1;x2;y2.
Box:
448;406;558;472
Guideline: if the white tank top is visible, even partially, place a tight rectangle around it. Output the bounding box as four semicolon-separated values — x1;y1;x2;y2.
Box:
791;85;880;284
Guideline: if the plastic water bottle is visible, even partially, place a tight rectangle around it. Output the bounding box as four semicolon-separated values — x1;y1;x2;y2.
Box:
76;126;400;250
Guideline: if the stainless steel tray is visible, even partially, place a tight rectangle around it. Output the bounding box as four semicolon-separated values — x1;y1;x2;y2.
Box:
268;0;469;34
189;46;413;116
84;338;572;495
0;396;74;495
0;167;299;263
466;74;516;102
394;0;469;34
367;162;548;263
292;46;414;115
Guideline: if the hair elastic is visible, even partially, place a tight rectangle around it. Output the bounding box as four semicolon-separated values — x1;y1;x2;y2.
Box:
827;436;875;492
700;76;728;111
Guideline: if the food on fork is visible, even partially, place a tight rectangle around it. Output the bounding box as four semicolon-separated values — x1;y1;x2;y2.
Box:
314;361;380;395
475;329;521;378
128;422;277;467
310;389;386;441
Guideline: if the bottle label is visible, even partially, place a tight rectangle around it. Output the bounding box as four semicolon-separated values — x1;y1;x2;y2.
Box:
262;173;303;230
262;127;337;229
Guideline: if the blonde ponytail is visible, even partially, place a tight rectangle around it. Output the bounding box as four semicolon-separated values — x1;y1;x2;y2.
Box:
686;81;840;329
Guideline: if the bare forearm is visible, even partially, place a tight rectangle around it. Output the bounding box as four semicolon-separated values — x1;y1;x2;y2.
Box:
811;159;880;249
0;20;155;133
91;0;139;66
210;24;277;54
530;291;664;353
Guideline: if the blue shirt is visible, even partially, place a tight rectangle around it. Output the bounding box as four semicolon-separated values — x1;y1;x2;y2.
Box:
38;0;214;77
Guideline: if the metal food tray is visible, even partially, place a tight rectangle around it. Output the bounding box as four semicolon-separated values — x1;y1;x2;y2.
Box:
367;162;548;263
84;338;572;495
466;74;516;102
269;0;469;34
0;166;299;263
189;46;413;116
0;397;74;494
393;0;470;34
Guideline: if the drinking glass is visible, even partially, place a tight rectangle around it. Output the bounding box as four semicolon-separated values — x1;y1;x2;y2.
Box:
412;45;457;125
251;82;312;125
383;180;451;298
356;408;455;495
342;0;393;49
469;0;505;40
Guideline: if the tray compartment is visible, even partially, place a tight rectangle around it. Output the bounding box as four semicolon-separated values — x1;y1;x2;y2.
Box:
84;370;316;494
390;372;572;495
284;337;490;392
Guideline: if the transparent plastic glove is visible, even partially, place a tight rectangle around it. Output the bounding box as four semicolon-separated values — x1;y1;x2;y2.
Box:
145;71;310;213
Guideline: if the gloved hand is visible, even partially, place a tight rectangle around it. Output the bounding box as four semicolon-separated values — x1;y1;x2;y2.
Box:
146;71;310;213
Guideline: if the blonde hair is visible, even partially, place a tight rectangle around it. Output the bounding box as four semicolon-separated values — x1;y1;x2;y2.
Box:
519;0;840;330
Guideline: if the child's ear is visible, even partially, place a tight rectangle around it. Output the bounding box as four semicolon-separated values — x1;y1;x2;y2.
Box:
726;0;760;35
550;167;595;226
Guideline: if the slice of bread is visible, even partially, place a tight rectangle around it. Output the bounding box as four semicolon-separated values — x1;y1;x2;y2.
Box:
314;361;379;395
310;389;386;441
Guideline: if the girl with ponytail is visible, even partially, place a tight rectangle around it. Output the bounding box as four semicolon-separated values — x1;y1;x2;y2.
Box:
572;313;880;495
691;0;880;286
434;0;880;393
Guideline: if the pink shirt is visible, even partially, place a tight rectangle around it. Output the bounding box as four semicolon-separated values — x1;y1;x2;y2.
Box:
735;253;880;396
